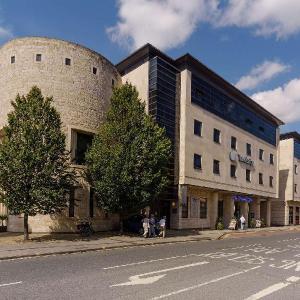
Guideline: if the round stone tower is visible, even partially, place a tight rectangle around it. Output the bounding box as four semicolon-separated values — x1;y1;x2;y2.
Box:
0;37;121;232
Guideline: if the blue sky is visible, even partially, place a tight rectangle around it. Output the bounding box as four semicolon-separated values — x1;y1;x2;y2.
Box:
1;0;300;132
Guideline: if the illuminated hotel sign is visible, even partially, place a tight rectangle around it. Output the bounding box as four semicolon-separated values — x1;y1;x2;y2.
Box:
229;151;254;167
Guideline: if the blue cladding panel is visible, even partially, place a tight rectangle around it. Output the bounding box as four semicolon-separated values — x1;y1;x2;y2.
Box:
191;74;277;146
294;141;300;159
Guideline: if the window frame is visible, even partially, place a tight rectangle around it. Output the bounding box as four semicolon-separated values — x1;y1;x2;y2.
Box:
11;56;15;64
231;136;237;150
213;159;220;175
194;119;202;137
259;173;263;185
246;143;252;156
230;164;237;178
213;128;221;144
200;199;208;219
36;54;42;62
193;153;202;170
181;197;189;218
65;57;71;66
269;176;273;187
270;153;274;165
259;149;264;161
246;169;251;182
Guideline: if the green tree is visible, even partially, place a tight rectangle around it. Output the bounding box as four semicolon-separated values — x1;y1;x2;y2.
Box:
0;87;76;240
86;83;172;231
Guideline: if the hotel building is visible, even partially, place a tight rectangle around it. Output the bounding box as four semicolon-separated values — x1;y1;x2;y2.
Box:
272;132;300;225
117;44;283;229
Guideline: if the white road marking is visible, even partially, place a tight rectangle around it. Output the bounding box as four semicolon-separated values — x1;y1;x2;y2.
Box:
104;254;202;269
151;266;261;299
110;261;209;287
244;276;300;300
0;281;22;288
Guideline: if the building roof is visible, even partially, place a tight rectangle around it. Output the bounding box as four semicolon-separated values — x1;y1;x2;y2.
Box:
280;131;300;142
116;43;284;127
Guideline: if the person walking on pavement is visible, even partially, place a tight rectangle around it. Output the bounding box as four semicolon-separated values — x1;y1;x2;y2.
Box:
240;215;246;230
149;214;156;237
159;216;167;238
142;216;149;238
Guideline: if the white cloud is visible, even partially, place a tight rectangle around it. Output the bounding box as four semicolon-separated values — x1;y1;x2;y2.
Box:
217;0;300;39
0;26;12;39
235;60;290;91
107;0;219;51
252;78;300;123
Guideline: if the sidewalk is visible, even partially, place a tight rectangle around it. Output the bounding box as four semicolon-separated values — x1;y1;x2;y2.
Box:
0;226;299;260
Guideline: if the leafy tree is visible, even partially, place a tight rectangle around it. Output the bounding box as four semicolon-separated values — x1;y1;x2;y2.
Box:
86;83;172;231
0;87;76;240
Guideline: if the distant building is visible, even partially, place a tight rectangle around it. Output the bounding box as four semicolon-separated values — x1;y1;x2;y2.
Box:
117;44;283;229
272;132;300;225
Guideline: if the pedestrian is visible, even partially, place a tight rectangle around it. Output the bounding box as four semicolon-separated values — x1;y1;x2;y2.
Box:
240;215;246;230
149;214;156;237
142;216;149;238
159;216;166;238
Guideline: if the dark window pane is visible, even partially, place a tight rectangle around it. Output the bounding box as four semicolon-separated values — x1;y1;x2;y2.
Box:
11;56;15;64
213;159;220;175
213;129;221;144
269;176;273;187
200;199;207;219
246;169;251;182
231;136;237;150
74;132;93;165
182;197;188;218
259;149;264;160
259;173;263;185
36;54;42;62
230;164;236;178
65;58;71;65
194;153;202;169
246;143;252;156
194;120;202;136
93;67;97;74
270;154;274;165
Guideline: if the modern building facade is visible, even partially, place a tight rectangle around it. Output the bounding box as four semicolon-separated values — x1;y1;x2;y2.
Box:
272;132;300;225
117;44;283;229
0;37;121;232
0;37;287;232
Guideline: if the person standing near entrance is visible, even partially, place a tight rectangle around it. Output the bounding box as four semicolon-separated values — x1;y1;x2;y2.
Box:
159;216;166;238
149;214;156;237
142;216;149;238
240;215;246;230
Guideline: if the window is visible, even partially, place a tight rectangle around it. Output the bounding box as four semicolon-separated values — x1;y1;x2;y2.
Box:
246;143;252;156
295;165;298;175
72;131;93;165
194;120;202;137
259;173;263;185
231;136;237;150
230;164;237;178
194;154;202;170
69;188;75;217
200;199;207;219
93;67;97;75
112;79;115;88
213;128;221;144
89;188;94;218
259;149;264;161
246;169;251;182
11;56;15;64
213;159;220;175
65;58;71;66
36;54;42;62
270;154;274;165
269;176;273;187
295;184;298;193
182;197;188;218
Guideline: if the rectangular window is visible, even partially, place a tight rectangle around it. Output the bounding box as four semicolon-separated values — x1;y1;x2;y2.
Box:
194;154;202;170
73;131;94;165
246;169;251;182
269;176;273;187
270;154;274;165
200;199;207;219
259;149;264;161
112;79;115;88
89;188;94;218
246;143;252;156
213;159;220;175
65;58;71;66
190;198;199;218
295;165;298;175
231;136;237;150
182;197;188;218
36;54;42;62
230;164;237;178
93;67;97;75
194;120;202;137
295;184;298;193
259;173;263;185
69;188;75;217
213;128;221;144
11;56;15;64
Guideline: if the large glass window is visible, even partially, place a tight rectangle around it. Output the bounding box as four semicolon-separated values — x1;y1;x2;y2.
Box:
194;120;202;137
72;131;94;165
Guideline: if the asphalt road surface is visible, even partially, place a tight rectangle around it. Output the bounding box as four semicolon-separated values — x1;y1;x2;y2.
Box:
1;231;300;300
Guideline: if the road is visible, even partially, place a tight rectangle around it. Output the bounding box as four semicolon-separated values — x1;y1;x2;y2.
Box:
1;231;300;299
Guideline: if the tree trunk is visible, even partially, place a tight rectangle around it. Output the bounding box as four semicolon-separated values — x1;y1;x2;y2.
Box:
24;213;29;241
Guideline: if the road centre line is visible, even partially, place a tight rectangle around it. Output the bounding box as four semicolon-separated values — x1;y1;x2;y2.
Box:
0;281;22;288
244;276;300;300
151;266;261;299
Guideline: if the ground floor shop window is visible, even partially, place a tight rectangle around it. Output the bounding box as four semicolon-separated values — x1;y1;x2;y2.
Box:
296;207;299;225
182;197;188;218
289;206;294;224
190;197;199;218
218;200;224;218
200;199;207;219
